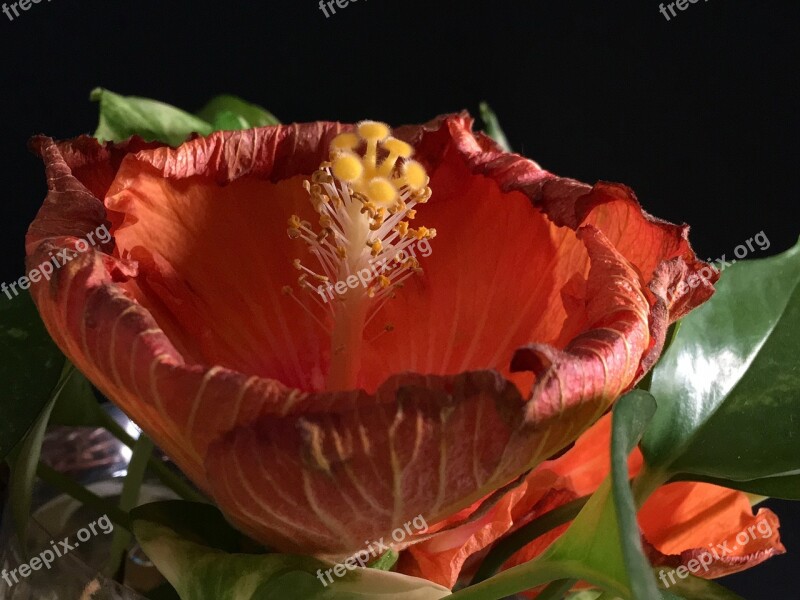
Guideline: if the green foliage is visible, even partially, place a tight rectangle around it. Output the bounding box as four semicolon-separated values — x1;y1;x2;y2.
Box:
640;240;800;499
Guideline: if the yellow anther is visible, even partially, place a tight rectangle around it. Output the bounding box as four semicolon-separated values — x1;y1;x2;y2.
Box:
379;275;391;288
413;226;432;240
367;177;398;206
312;170;333;184
404;160;428;191
413;187;432;204
331;132;360;151
395;221;410;237
332;152;364;183
336;246;347;259
288;215;302;229
370;240;383;256
319;214;333;229
406;209;417;220
358;121;390;141
369;208;386;231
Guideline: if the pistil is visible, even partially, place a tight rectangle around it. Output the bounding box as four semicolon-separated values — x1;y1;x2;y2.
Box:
286;121;435;391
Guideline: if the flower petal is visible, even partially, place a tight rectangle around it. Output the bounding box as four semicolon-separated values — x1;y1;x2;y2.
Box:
641;482;786;579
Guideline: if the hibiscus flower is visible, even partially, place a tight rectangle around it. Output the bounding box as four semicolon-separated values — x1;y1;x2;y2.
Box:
27;113;714;559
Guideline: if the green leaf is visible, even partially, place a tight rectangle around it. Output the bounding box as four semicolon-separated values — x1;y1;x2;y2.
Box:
654;570;745;600
147;584;182;600
565;593;603;600
130;500;259;554
640;239;800;499
451;391;658;600
479;102;511;152
106;435;155;577
537;580;580;600
470;495;589;583
133;519;450;600
91;88;213;146
9;363;76;553
197;95;280;130
0;291;65;460
608;392;661;600
49;363;102;427
368;550;398;571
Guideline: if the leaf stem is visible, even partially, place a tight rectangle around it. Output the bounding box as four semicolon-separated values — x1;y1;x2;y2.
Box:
536;579;578;600
98;409;207;504
470;495;589;585
105;435;153;577
36;462;131;531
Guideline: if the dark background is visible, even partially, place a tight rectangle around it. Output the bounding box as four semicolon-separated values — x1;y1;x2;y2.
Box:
0;0;797;597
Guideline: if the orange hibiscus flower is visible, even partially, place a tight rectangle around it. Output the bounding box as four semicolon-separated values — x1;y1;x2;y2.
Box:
27;113;713;558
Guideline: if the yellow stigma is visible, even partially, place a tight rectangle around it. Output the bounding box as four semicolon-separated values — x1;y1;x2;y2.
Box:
331;132;360;150
382;137;413;158
327;121;430;210
367;177;397;206
404;160;428;191
358;121;390;141
287;120;434;392
332;152;364;182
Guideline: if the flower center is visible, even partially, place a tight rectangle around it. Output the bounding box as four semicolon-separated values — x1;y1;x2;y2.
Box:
286;121;435;391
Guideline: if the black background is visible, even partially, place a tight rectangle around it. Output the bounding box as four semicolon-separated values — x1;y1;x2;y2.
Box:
0;0;797;597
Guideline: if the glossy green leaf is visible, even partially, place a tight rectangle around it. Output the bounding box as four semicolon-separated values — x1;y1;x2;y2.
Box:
0;291;64;459
197;95;280;129
640;240;800;498
451;392;658;600
133;519;450;600
92;88;213;146
479;102;511;152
